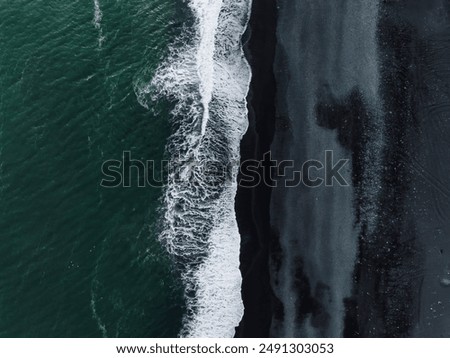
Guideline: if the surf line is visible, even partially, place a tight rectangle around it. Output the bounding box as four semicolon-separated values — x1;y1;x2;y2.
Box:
151;0;253;337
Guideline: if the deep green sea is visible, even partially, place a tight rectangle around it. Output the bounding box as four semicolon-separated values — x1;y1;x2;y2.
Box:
0;0;185;337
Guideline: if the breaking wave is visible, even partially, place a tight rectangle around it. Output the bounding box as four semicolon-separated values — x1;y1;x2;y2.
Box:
144;0;252;337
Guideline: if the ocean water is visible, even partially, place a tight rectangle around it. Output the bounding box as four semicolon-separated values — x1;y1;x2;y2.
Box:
0;0;186;337
0;0;252;338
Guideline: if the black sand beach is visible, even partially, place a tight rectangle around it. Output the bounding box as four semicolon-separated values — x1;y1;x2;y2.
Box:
235;0;278;338
236;0;450;338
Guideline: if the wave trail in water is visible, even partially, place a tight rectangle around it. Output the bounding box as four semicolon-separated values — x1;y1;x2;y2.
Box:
92;0;105;47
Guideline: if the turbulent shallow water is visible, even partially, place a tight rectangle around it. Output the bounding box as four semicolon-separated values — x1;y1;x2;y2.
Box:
146;0;253;338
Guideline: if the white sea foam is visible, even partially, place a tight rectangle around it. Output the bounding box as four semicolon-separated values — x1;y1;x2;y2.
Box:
147;0;253;337
92;0;105;47
93;0;102;29
90;286;108;338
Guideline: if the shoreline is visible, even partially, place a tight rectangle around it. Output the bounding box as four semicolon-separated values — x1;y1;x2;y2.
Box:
234;0;278;338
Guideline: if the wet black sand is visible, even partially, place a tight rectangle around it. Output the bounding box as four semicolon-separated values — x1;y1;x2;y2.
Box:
234;0;278;338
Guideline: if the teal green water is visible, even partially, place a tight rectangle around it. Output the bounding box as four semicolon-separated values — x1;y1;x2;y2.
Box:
0;0;185;337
